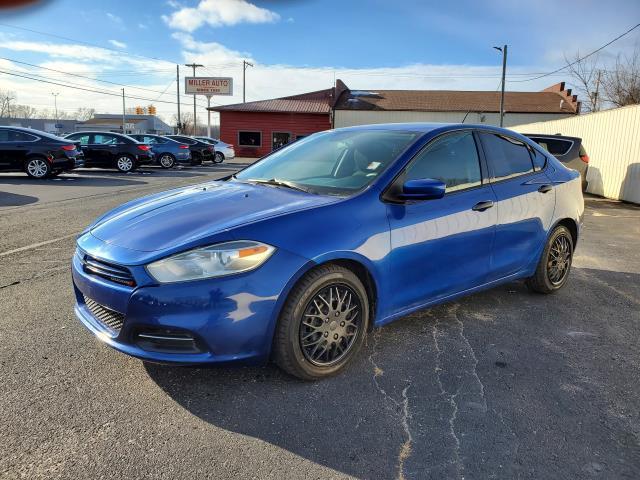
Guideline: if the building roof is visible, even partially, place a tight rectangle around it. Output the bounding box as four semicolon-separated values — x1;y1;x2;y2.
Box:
209;81;580;116
209;88;334;114
335;84;579;114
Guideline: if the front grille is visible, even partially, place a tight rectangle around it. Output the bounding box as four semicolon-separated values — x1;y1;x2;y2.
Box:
81;254;136;287
83;295;125;334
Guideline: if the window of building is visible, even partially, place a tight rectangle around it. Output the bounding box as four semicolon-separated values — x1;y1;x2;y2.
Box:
405;131;482;193
238;131;261;147
480;133;534;180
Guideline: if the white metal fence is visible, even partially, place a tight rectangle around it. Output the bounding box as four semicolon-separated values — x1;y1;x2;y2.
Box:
511;104;640;204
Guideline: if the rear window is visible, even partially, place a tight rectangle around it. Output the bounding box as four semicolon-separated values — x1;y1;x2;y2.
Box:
529;137;572;156
480;133;534;180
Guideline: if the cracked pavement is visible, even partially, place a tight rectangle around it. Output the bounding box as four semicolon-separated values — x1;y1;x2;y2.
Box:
1;165;639;479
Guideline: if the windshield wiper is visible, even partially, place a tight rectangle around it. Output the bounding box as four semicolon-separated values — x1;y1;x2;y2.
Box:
246;178;313;193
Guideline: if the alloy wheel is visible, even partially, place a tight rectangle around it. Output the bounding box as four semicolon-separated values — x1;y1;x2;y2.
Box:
159;155;174;168
214;152;224;163
547;233;572;285
299;284;362;366
117;156;133;172
27;158;49;178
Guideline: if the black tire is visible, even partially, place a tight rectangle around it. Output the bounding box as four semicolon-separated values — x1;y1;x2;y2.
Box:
213;152;224;164
25;156;52;179
158;153;176;169
115;155;135;173
274;264;370;380
526;225;574;294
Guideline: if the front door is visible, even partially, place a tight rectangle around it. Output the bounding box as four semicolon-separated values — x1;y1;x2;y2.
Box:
91;133;119;166
477;132;556;280
272;132;291;151
386;130;497;315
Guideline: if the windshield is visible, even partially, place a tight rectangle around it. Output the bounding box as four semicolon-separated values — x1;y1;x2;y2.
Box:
234;129;419;195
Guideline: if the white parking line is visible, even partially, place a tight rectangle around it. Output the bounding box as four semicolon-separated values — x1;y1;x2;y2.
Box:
0;233;78;258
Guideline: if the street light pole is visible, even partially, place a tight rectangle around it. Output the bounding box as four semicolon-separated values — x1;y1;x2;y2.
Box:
494;45;508;127
51;92;59;132
243;60;253;103
185;63;203;134
176;64;181;133
121;88;126;133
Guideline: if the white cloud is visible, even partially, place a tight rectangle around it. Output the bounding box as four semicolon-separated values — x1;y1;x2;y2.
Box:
108;39;127;49
138;23;148;29
163;0;280;32
106;12;123;24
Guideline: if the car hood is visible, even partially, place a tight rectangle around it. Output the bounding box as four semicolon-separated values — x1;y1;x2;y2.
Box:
90;180;339;252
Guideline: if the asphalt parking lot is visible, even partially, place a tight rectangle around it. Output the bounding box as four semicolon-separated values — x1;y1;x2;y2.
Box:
1;164;639;480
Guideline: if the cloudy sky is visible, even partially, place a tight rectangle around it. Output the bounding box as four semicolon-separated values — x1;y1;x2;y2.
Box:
0;0;638;125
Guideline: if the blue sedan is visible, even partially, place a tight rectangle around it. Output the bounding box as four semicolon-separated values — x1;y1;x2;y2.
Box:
72;123;584;380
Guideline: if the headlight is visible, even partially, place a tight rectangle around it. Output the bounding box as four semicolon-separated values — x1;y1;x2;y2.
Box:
146;241;275;283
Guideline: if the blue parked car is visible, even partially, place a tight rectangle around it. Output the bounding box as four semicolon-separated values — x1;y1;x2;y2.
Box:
129;134;192;168
72;123;584;380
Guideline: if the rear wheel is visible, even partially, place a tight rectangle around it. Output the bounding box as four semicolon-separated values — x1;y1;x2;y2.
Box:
115;155;135;173
158;153;176;169
213;152;224;164
25;157;51;179
274;264;369;380
526;225;574;293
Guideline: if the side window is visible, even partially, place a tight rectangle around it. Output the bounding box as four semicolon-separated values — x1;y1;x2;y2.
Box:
405;131;482;193
71;134;91;145
9;131;37;141
531;138;572;156
480;133;534;180
94;134;117;145
530;148;547;172
144;136;158;144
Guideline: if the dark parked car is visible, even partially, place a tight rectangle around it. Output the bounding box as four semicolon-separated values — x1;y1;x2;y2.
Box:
65;131;154;172
194;136;234;163
129;134;192;168
166;135;214;164
525;134;589;191
0;126;84;178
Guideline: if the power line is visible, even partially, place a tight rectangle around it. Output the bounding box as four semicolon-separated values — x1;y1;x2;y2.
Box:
511;23;640;83
0;56;219;103
0;68;212;107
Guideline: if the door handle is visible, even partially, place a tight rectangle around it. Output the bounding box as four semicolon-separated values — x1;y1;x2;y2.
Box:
538;184;553;193
472;200;494;212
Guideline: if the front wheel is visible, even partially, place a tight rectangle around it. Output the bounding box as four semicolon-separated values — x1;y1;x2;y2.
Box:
115;155;135;173
158;154;176;169
274;264;369;380
213;152;224;164
25;157;51;179
526;225;574;293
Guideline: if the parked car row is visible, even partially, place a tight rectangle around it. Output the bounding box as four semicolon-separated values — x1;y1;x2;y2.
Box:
0;126;235;178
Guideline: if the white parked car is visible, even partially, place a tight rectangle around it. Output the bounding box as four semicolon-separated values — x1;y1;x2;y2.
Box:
194;137;235;163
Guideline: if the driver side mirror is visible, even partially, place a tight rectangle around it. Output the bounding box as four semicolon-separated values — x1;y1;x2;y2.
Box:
398;178;446;201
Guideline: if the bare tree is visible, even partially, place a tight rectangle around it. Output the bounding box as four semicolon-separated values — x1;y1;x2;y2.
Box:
565;52;602;112
73;107;95;121
602;48;640;108
11;104;39;119
0;89;17;117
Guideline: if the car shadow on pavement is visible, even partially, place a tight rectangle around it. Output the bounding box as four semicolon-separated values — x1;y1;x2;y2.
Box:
0;173;149;187
0;191;38;207
144;267;640;479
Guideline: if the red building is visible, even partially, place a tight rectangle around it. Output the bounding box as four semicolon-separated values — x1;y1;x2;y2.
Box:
210;88;337;158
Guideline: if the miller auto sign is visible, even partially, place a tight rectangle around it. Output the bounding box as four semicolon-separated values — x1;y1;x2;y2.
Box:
184;77;233;96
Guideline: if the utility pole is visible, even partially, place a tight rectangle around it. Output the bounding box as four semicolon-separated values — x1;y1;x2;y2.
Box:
243;60;253;103
176;65;181;133
51;92;59;132
121;88;126;133
593;69;602;112
185;63;203;135
206;95;212;138
494;45;507;127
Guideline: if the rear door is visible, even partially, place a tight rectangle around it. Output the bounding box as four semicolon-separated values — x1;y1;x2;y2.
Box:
478;132;556;280
68;133;93;164
92;133;119;165
2;130;38;168
386;130;497;313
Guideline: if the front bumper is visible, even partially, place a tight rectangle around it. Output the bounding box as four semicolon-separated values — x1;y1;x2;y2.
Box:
72;246;309;365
